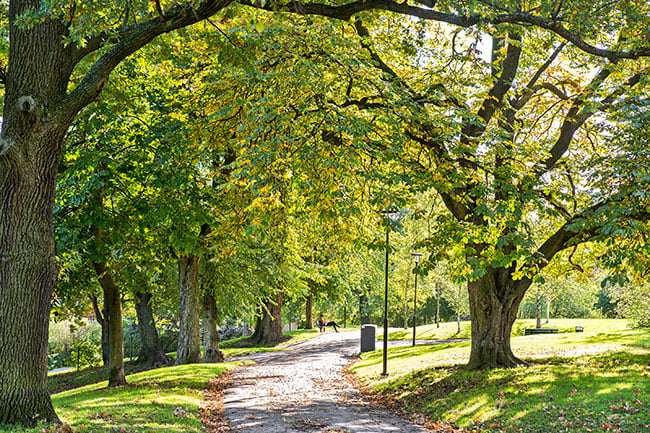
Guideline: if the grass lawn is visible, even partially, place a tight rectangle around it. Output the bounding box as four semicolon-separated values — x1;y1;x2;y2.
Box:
352;319;650;433
3;364;234;433
219;328;321;357
49;329;321;393
381;318;627;341
48;361;156;394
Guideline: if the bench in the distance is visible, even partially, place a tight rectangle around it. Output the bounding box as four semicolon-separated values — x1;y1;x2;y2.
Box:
524;328;559;335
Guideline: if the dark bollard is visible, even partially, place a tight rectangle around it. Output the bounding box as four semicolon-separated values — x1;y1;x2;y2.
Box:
360;324;377;353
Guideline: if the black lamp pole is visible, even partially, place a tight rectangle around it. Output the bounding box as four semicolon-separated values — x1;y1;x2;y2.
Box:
382;226;390;376
411;253;422;347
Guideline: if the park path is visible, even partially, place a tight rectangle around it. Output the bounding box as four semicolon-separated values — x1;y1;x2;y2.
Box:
222;330;433;433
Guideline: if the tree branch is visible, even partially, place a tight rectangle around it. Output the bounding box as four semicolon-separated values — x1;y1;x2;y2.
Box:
512;82;572;109
540;69;644;173
525;43;566;91
460;32;521;142
238;0;650;60
62;0;231;121
531;198;650;276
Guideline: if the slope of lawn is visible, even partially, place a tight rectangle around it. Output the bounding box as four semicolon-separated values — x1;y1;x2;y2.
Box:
219;328;321;357
352;319;650;433
382;318;629;341
2;364;234;433
49;328;321;393
48;361;155;394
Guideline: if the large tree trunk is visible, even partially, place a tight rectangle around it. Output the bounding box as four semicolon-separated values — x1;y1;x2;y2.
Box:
91;295;110;366
0;0;76;421
0;133;62;423
202;292;224;363
177;254;202;364
546;297;551;324
466;268;530;370
0;11;74;421
135;291;170;367
93;261;128;386
305;291;313;329
251;291;283;345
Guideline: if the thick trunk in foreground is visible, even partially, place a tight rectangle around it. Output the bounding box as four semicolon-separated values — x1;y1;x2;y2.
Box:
251;291;283;345
93;262;127;386
466;269;530;370
177;254;202;364
0;133;62;424
91;295;110;366
135;291;170;367
0;4;74;422
202;292;224;363
305;291;313;329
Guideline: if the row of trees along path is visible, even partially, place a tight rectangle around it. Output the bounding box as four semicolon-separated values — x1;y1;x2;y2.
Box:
3;0;650;425
220;330;430;433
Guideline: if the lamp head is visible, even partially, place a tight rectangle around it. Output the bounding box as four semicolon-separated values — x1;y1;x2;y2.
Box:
412;252;423;263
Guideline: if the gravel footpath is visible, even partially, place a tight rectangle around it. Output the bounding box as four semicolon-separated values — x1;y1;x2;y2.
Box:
223;330;432;433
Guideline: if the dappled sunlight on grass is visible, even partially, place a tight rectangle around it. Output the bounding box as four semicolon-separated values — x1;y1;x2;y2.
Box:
386;318;632;342
353;320;650;433
0;364;236;433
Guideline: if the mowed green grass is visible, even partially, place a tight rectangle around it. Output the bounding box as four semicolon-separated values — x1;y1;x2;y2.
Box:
382;318;628;341
219;328;321;357
49;329;321;393
353;319;650;433
2;364;234;433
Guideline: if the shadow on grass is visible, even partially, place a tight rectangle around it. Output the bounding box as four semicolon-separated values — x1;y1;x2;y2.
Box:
371;351;650;433
48;364;231;433
48;360;160;394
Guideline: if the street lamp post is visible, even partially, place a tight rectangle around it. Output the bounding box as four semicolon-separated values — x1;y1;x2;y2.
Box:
381;210;399;376
411;253;423;347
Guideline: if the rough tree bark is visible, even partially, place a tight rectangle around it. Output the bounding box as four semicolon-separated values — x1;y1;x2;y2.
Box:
93;261;128;386
202;292;224;363
305;291;313;329
135;291;170;367
90;295;110;366
466;268;531;369
0;2;74;423
250;291;284;345
177;253;202;364
176;222;211;365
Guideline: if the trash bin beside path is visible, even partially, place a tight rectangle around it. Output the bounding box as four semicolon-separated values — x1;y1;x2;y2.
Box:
360;324;376;353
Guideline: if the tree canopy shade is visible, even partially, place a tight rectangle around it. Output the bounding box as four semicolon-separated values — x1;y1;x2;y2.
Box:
318;14;650;367
2;0;650;425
